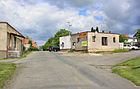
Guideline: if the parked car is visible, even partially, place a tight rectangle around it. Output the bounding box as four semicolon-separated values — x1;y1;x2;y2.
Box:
123;44;139;50
49;46;60;52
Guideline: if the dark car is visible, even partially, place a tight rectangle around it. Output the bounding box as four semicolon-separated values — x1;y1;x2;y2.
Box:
49;46;60;52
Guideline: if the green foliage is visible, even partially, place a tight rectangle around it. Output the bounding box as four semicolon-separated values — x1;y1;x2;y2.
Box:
91;27;95;32
68;50;73;53
112;57;140;85
28;47;39;51
28;40;33;47
0;63;16;89
136;29;140;38
95;49;129;54
25;36;30;39
42;29;71;50
124;42;131;45
22;45;25;51
119;34;127;42
96;26;99;32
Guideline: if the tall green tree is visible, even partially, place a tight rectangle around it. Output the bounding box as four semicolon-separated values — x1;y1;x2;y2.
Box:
28;40;33;47
136;29;140;47
25;36;30;39
41;29;71;50
96;26;99;32
136;29;140;38
91;27;95;32
119;34;127;42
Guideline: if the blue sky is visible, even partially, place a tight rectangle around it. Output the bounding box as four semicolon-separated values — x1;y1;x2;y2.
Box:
79;7;90;16
0;0;140;46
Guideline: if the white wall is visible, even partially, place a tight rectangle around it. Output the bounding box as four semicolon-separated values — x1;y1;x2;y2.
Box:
60;36;71;49
126;38;137;42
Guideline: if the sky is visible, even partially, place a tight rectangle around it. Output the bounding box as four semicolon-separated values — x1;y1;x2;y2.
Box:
0;0;140;46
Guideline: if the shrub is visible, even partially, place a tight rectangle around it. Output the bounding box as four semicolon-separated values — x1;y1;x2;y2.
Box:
28;47;39;51
68;50;73;53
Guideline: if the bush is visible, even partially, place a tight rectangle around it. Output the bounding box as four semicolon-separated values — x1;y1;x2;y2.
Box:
28;47;39;51
68;50;73;53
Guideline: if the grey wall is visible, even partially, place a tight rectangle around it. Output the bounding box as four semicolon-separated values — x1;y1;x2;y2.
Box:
88;32;120;52
71;34;87;51
0;23;7;58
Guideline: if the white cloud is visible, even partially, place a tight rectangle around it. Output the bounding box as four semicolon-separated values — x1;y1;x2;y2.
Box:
0;0;140;46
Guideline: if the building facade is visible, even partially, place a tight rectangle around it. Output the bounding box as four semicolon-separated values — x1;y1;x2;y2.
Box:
124;35;138;46
60;36;71;50
71;31;120;52
0;22;24;58
22;39;38;51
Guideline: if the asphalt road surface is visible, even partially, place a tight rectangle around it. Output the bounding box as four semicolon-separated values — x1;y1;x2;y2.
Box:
4;51;140;89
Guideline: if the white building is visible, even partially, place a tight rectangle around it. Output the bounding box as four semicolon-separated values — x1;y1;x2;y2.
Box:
59;36;71;50
126;38;137;43
124;35;137;46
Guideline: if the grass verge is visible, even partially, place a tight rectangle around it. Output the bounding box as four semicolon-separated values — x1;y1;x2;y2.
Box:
95;49;129;54
0;51;34;60
112;57;140;86
0;63;16;89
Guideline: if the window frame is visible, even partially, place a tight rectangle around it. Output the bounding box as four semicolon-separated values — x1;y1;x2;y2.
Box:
102;37;108;46
113;37;116;43
92;36;96;42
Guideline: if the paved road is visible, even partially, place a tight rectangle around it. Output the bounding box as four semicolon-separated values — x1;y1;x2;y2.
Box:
4;51;140;89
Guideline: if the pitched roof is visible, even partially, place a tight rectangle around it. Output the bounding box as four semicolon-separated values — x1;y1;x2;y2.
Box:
133;32;138;37
22;39;38;48
124;35;130;38
0;22;25;38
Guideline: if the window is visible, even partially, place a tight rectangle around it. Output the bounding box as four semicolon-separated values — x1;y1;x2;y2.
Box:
92;36;96;42
14;37;16;48
61;42;64;47
73;42;76;46
77;38;80;43
113;37;116;43
7;39;10;48
102;37;108;46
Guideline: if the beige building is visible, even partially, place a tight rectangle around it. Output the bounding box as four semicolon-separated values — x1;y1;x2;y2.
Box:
0;22;25;58
71;31;120;52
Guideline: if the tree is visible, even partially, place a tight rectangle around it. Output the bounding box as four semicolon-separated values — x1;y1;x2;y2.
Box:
136;29;140;47
25;36;30;39
91;27;95;32
119;34;127;42
96;26;99;32
136;29;140;38
42;29;71;50
28;40;33;47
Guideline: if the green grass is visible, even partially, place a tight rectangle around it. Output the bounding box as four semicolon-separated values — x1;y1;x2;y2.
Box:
95;49;129;54
0;51;34;60
112;57;140;86
0;63;16;89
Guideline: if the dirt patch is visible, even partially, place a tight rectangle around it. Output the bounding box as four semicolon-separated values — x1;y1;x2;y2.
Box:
58;52;102;56
90;64;112;72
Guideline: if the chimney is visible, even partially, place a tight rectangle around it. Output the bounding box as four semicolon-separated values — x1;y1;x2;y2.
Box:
102;30;104;33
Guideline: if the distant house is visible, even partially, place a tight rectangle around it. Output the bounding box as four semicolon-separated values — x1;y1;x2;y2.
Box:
124;35;137;45
59;31;120;52
0;22;25;58
22;39;38;50
71;31;120;52
60;36;71;50
133;31;140;47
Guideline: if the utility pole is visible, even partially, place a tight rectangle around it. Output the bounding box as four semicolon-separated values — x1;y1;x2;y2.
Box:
67;22;72;36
